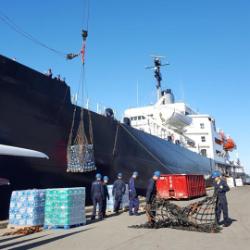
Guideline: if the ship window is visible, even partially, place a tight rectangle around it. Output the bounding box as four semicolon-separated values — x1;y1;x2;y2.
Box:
201;136;206;142
138;116;141;120
200;123;205;129
200;149;207;157
216;150;221;156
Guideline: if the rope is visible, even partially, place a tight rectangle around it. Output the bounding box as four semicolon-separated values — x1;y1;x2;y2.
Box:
88;110;94;145
0;10;66;58
120;124;175;173
112;124;120;156
67;0;90;148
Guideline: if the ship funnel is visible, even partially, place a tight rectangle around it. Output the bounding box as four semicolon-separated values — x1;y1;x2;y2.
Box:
162;89;175;104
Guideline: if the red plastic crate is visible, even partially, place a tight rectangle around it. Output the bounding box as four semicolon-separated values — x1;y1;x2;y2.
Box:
156;174;206;199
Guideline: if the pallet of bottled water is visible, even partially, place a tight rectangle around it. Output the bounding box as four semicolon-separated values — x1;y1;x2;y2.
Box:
9;189;46;226
106;184;129;212
44;187;86;229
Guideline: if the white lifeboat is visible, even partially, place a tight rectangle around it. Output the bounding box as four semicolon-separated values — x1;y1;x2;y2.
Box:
158;108;192;131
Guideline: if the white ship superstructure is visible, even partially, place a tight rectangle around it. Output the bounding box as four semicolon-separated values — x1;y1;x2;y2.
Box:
124;57;244;176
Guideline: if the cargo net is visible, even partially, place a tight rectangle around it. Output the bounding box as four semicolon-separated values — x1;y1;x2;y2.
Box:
130;193;221;233
67;144;96;172
67;109;96;173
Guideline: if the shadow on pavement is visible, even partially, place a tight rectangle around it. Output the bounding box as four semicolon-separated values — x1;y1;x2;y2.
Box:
86;210;146;225
0;234;49;249
0;235;30;244
7;228;92;250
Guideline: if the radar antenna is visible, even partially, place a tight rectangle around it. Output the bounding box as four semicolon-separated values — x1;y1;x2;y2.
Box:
146;55;169;100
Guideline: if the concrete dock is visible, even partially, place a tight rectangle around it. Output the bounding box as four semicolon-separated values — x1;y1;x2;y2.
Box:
0;186;250;250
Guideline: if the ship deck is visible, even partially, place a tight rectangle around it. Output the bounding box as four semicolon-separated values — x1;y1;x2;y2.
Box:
1;186;250;250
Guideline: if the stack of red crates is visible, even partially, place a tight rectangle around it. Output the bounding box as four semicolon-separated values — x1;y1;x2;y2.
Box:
156;174;206;199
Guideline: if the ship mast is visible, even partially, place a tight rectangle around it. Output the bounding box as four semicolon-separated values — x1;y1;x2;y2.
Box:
146;56;169;101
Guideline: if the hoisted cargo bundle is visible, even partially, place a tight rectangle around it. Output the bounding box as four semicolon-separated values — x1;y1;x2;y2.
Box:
67;109;96;172
66;28;96;173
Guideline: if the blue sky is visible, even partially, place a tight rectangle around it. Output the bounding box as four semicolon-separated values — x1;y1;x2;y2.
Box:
1;0;250;173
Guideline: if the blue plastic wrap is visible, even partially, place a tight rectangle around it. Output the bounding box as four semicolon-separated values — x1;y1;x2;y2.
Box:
9;189;46;226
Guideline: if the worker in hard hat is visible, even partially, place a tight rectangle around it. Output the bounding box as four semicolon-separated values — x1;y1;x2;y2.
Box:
102;176;110;217
91;173;104;220
211;170;231;227
145;171;161;225
128;171;139;216
112;173;126;214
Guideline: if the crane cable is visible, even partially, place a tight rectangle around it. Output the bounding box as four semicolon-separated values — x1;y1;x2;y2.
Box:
0;10;66;58
0;0;90;60
66;0;90;61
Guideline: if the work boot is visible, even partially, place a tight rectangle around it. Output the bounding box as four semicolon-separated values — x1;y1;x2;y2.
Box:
129;212;134;216
223;219;232;227
134;212;139;216
217;220;223;225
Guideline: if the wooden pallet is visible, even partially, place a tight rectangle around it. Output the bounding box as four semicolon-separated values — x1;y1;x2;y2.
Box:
7;224;42;229
3;225;42;236
43;223;85;230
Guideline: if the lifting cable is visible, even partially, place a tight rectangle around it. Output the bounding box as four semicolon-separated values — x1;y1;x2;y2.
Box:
0;10;66;58
68;0;91;146
0;0;91;61
119;123;175;173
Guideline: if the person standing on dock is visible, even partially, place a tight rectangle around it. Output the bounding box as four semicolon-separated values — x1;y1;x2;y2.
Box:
102;176;110;217
112;173;126;214
145;171;161;225
211;170;231;227
128;171;139;216
91;173;104;220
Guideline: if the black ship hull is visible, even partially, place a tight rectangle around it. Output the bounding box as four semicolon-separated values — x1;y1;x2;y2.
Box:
0;55;213;219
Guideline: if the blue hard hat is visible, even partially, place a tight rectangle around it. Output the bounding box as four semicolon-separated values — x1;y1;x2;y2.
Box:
211;170;221;179
96;173;102;179
133;171;138;177
154;171;161;177
103;176;109;181
117;173;122;178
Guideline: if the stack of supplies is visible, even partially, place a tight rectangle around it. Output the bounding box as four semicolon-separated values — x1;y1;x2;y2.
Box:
9;189;45;226
44;187;86;228
106;184;129;212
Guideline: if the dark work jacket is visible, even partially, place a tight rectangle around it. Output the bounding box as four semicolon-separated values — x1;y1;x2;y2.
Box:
103;184;109;200
112;179;126;198
128;177;138;199
146;178;157;204
91;180;104;200
213;179;230;203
